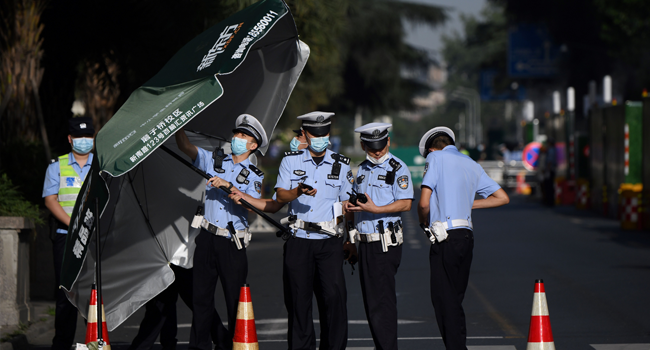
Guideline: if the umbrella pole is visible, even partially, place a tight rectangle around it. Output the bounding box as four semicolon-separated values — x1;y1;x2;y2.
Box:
159;145;291;236
95;197;104;347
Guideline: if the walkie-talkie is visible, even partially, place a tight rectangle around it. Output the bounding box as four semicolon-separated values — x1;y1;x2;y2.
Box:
212;147;226;173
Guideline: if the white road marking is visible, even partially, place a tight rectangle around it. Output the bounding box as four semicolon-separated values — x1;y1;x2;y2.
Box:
125;318;426;328
591;345;650;350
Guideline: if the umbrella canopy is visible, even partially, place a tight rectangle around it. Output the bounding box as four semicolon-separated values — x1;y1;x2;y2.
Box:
60;0;309;331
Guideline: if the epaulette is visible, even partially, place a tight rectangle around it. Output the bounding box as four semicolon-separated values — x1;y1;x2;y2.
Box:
284;151;303;156
248;164;264;177
359;160;371;167
331;153;350;165
50;158;58;164
389;158;402;171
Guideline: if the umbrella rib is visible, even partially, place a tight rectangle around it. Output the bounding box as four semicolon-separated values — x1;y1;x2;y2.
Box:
185;129;229;142
127;168;170;262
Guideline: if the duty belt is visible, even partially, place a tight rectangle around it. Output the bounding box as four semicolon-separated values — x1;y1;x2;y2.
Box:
201;218;246;238
442;219;473;230
291;218;342;237
356;233;384;243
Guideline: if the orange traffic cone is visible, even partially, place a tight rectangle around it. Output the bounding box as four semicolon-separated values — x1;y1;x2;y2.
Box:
233;284;259;350
526;279;555;350
85;284;111;350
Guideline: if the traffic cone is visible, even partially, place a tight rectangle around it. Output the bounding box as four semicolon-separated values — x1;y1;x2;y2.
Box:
526;279;555;350
233;284;259;350
85;284;111;350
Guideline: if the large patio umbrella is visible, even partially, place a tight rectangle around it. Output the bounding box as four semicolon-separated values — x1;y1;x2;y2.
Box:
59;0;309;331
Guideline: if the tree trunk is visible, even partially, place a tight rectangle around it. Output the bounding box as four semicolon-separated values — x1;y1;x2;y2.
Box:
31;78;51;162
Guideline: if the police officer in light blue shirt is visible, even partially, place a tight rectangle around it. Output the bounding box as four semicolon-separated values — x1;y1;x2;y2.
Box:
42;116;95;350
344;122;413;350
175;114;266;350
417;126;509;350
275;111;353;350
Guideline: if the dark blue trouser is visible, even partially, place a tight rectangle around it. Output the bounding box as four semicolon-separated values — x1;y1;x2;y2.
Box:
429;228;474;350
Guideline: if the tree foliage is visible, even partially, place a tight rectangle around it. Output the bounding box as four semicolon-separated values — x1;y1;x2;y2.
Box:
336;0;446;115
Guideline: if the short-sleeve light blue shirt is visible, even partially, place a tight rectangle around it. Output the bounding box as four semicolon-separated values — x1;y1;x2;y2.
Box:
353;153;413;233
275;149;353;239
42;152;94;234
421;145;501;230
193;147;263;235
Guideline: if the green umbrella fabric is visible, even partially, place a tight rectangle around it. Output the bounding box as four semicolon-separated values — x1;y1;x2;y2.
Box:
60;0;309;331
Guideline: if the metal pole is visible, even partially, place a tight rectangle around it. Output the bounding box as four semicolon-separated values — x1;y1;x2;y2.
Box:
159;145;291;236
450;93;474;147
95;197;104;347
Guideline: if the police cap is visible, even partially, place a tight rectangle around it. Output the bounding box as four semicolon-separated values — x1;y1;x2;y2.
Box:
354;122;391;149
419;126;455;157
69;116;95;137
232;114;268;149
297;111;334;137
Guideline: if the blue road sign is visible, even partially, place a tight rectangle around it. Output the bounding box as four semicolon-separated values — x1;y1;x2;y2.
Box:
480;69;526;101
508;24;560;78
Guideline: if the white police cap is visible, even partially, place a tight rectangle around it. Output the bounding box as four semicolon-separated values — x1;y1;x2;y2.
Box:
297;111;334;136
354;122;391;149
418;126;455;157
232;114;268;149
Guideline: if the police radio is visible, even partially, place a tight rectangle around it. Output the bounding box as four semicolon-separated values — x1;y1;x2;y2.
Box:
212;147;226;173
347;189;368;206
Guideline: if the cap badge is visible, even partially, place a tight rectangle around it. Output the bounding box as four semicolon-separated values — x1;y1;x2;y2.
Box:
373;129;380;137
317;115;324;123
80;123;87;129
242;116;249;124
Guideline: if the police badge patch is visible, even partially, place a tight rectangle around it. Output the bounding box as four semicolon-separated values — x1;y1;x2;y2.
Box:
293;170;306;176
254;181;262;194
423;162;429;176
397;175;409;190
346;170;354;184
357;174;365;184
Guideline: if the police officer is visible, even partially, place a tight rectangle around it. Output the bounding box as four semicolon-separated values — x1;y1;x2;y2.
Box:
42;116;95;350
289;128;308;152
174;114;266;350
417;127;509;350
275;111;353;350
343;122;412;350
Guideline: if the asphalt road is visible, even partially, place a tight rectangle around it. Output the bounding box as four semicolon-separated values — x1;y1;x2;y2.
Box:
32;190;650;349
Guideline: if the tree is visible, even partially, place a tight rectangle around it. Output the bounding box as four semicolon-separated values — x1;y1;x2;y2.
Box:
336;0;447;116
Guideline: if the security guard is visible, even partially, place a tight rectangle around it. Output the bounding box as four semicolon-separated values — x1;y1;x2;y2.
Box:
42;116;95;350
417;127;509;350
275;111;353;350
174;114;266;350
343;122;412;350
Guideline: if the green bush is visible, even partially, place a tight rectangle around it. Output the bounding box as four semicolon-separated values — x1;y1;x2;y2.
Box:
0;173;44;224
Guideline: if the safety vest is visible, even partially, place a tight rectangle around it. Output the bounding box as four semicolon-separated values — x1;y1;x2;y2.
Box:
57;154;83;216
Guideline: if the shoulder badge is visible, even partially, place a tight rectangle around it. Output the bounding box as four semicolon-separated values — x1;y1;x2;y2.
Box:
331;153;350;165
346;170;354;184
423;162;429;176
284;151;303;156
248;164;264;177
254;181;262;194
397;175;409;190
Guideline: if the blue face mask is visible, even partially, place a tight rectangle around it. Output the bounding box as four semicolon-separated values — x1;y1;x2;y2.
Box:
231;137;250;156
290;137;307;152
72;138;93;154
308;135;329;153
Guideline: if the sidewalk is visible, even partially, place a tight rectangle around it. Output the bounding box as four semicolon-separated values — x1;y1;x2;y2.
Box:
0;301;55;350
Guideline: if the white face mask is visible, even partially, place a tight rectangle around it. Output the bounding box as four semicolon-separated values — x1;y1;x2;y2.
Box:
366;153;390;165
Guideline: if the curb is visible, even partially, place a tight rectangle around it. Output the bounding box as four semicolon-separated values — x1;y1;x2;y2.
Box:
1;334;27;350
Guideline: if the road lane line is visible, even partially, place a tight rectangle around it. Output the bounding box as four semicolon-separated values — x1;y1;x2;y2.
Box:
590;345;650;350
468;280;525;339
